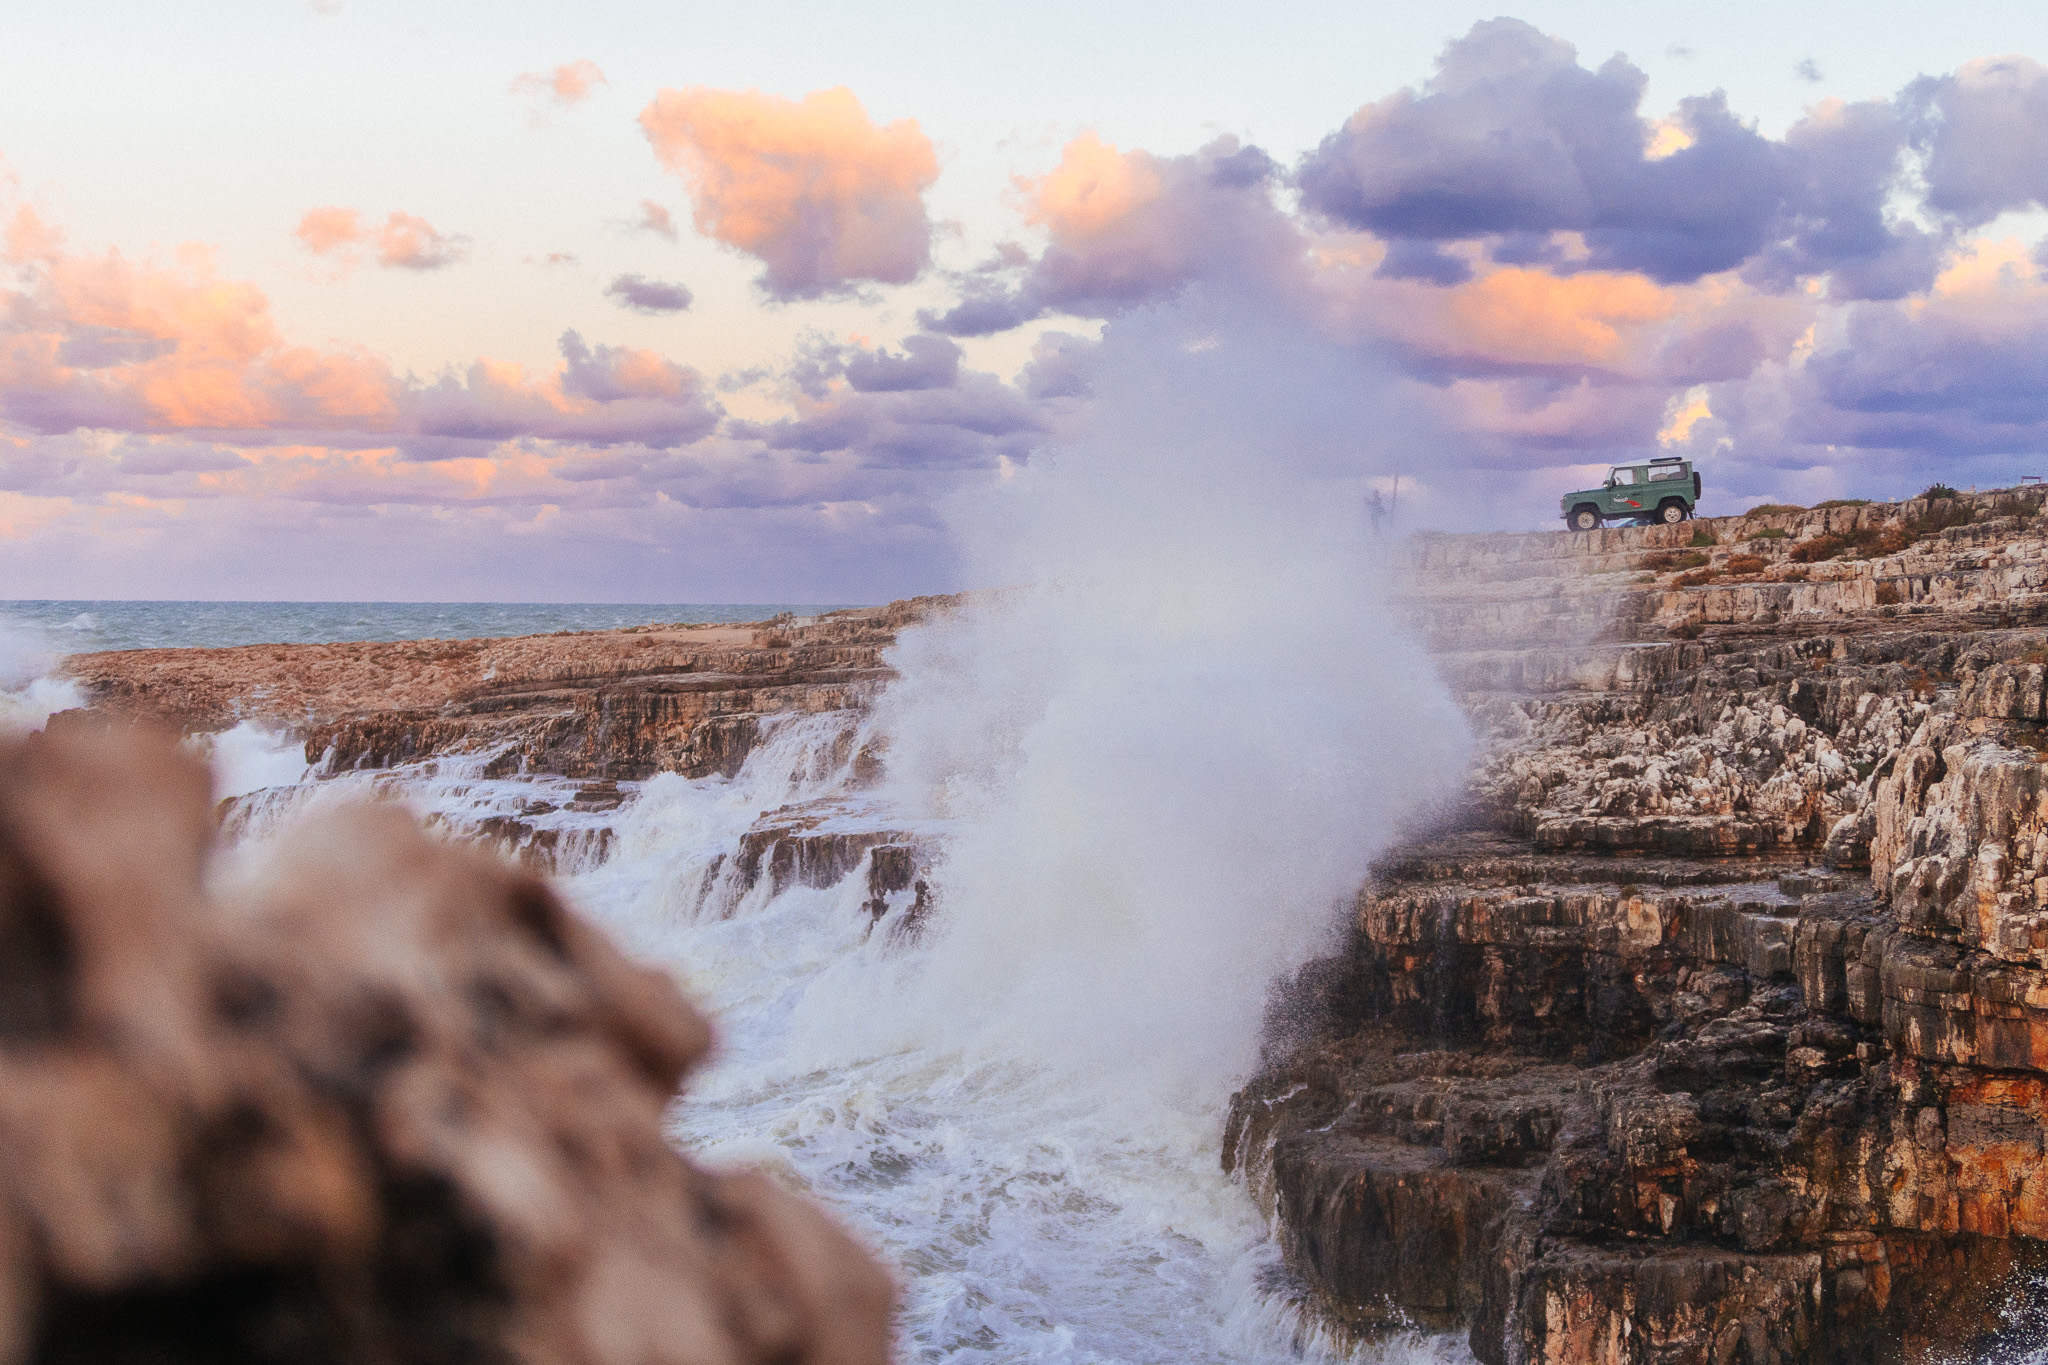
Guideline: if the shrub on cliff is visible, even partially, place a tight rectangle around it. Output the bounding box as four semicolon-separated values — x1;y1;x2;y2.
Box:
1922;482;1960;500
1909;499;1974;537
1791;524;1911;562
1745;503;1805;516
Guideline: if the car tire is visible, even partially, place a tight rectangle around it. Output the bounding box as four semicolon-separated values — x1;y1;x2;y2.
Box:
1657;500;1687;525
1568;506;1601;532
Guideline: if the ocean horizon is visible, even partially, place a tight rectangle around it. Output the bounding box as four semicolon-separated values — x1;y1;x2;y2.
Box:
0;600;873;654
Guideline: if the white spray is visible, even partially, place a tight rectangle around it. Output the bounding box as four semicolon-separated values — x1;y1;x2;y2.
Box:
0;617;85;732
193;287;1481;1362
564;292;1480;1362
862;293;1472;1099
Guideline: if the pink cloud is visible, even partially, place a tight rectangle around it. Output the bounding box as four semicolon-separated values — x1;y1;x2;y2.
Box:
293;206;361;256
0;205;711;450
293;207;467;271
510;59;607;109
632;200;678;241
374;212;466;270
638;86;938;299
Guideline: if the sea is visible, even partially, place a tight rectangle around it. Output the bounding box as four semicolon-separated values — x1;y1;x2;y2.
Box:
0;597;1477;1365
0;600;859;653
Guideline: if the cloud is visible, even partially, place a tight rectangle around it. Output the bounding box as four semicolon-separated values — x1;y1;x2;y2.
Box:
375;212;466;270
510;59;607;110
1375;238;1472;285
294;206;362;256
1018;332;1097;400
638;86;939;299
407;333;722;450
1745;97;1939;300
790;333;962;394
730;329;1049;473
632;200;679;241
1789;240;2048;451
605;274;694;314
1907;56;2048;227
1294;18;1931;295
0;204;715;452
923;134;1298;336
1297;20;1794;283
294;207;468;271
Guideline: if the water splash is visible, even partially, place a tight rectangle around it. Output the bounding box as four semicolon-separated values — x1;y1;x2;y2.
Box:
188;721;314;800
0;616;84;732
552;294;1475;1361
194;291;1476;1361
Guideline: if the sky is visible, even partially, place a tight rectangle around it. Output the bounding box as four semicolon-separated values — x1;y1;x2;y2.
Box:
3;1;2048;601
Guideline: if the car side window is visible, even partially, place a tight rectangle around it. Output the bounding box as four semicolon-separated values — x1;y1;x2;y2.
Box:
1648;465;1683;482
1610;467;1638;486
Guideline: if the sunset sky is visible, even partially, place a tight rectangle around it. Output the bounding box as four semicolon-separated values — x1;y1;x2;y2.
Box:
4;0;2048;601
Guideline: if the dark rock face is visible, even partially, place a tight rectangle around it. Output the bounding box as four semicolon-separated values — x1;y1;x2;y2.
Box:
1233;489;2048;1364
0;726;893;1365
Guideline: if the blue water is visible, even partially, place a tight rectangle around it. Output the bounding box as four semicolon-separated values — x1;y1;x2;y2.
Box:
0;601;866;654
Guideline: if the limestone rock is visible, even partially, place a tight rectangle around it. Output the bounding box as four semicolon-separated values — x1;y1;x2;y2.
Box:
1236;485;2048;1364
62;599;956;781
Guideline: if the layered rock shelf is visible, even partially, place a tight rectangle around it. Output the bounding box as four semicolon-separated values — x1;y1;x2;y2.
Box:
1234;487;2048;1363
63;597;952;781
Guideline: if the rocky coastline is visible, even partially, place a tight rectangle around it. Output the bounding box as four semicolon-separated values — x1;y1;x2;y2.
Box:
1232;486;2048;1363
63;597;953;782
39;488;2048;1362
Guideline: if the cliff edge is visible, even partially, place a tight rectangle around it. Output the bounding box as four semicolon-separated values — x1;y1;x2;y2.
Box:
1230;487;2048;1363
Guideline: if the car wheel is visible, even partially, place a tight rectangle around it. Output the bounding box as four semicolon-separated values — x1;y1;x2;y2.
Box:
1569;506;1600;532
1658;500;1687;524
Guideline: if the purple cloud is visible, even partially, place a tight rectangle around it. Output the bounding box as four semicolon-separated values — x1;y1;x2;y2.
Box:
1908;57;2048;227
605;274;694;314
924;136;1299;336
1295;18;1935;293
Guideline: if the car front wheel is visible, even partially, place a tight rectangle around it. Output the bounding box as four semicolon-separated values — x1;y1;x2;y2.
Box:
1657;500;1687;524
1568;506;1601;532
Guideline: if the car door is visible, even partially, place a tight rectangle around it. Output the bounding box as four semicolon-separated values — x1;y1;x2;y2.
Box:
1602;469;1641;518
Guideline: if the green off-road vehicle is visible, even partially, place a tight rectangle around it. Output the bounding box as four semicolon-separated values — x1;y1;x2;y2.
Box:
1561;456;1701;531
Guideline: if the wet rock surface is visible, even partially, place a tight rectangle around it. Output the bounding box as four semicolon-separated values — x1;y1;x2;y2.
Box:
1234;488;2048;1364
62;598;954;781
0;726;893;1365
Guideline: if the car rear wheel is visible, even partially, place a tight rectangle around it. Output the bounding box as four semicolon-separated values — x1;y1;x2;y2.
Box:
1657;500;1687;524
1568;505;1601;532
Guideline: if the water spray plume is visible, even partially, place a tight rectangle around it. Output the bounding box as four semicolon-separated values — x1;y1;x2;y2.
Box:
871;289;1472;1100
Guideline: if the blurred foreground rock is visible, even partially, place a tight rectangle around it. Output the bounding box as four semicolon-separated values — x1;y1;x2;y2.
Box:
0;727;892;1365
